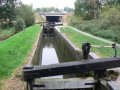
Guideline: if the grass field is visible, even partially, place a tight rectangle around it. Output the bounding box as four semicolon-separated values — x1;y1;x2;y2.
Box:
0;28;15;41
60;27;120;58
0;24;41;80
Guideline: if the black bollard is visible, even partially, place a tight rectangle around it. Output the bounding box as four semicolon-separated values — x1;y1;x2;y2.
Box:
82;43;91;59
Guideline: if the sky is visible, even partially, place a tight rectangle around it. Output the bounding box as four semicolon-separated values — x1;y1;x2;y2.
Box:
21;0;76;9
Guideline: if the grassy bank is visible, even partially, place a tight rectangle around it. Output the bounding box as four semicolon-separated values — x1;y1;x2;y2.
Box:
60;27;120;58
0;24;41;80
70;20;120;43
0;28;15;41
69;7;120;43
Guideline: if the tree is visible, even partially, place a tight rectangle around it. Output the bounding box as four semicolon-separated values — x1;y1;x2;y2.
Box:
105;0;120;6
36;8;41;13
64;7;74;12
15;17;26;32
35;7;61;13
74;0;102;20
0;0;19;28
16;4;35;27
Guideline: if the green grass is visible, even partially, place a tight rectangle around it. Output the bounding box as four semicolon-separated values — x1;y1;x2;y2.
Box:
69;15;120;43
60;27;120;58
72;20;120;43
0;24;41;80
0;28;15;40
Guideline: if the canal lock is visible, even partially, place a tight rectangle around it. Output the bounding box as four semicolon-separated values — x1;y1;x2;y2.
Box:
29;23;97;90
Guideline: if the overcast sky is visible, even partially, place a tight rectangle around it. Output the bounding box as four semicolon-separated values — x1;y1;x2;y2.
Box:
21;0;76;9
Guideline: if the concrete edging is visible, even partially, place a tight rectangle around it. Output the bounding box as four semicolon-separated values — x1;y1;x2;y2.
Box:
56;26;120;82
27;27;43;65
60;26;120;46
55;26;100;59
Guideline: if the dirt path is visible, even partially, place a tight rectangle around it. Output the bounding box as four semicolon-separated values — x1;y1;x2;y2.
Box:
4;68;26;90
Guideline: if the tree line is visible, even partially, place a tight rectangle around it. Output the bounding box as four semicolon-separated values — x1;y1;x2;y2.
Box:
74;0;120;20
69;0;120;43
0;0;35;31
35;7;74;13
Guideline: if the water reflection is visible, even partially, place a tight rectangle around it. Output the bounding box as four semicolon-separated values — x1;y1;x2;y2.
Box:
41;37;59;65
41;47;59;65
41;37;62;78
33;36;76;79
41;37;76;65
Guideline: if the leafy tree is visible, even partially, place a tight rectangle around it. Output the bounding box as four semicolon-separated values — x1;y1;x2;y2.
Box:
74;0;102;20
64;7;74;12
16;4;35;27
105;0;120;6
15;17;26;32
35;7;61;13
36;8;41;12
0;0;19;28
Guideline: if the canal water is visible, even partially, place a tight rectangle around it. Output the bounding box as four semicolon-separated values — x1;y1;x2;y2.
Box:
41;37;59;65
40;37;62;79
32;35;76;79
33;35;94;90
41;36;76;64
32;36;76;65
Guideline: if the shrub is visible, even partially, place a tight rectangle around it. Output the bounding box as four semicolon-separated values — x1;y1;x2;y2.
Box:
15;18;26;32
16;5;35;27
68;15;82;27
99;7;120;29
68;6;120;43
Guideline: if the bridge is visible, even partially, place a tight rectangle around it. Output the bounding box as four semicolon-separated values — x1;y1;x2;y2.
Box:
39;13;67;22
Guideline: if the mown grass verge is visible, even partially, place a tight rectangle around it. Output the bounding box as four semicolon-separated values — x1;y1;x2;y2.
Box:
0;28;15;41
60;27;120;58
70;20;120;43
0;24;41;80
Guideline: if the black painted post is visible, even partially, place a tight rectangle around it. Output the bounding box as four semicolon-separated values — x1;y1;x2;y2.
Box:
23;65;34;90
94;70;107;90
82;43;91;59
94;71;101;90
112;44;117;57
27;79;34;90
27;82;29;90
